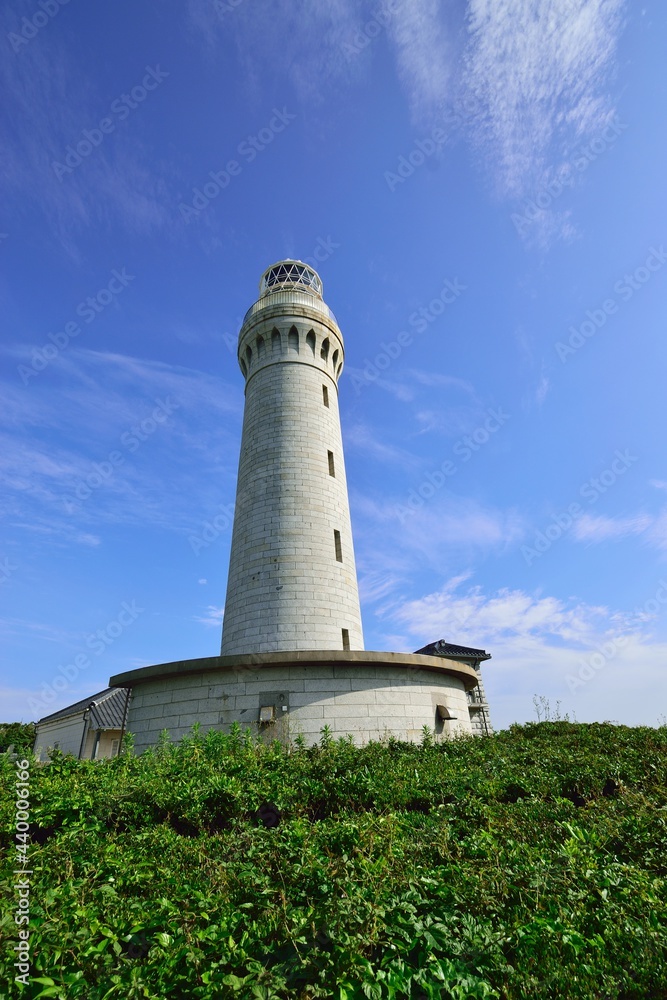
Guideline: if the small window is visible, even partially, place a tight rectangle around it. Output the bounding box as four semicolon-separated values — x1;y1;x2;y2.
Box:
245;345;252;366
256;335;265;358
288;326;299;352
306;330;316;356
320;337;330;362
110;738;120;757
240;358;247;377
271;329;281;355
342;628;350;651
332;349;339;370
322;385;329;407
327;450;335;477
334;529;342;562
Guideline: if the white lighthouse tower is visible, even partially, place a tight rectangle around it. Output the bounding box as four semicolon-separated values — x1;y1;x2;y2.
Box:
221;260;364;655
112;260;490;751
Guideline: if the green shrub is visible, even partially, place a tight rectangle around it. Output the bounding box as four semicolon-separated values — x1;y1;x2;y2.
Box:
1;722;666;998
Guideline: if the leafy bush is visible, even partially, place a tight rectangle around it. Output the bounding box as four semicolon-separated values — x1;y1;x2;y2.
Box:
0;722;36;755
1;721;666;998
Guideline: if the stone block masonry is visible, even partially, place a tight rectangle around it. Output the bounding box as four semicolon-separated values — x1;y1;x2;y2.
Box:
221;264;364;655
111;651;479;752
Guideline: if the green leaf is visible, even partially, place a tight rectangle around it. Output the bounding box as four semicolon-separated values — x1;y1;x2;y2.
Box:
221;974;245;989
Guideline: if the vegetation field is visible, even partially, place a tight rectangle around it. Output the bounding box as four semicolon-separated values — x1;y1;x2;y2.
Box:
1;721;666;999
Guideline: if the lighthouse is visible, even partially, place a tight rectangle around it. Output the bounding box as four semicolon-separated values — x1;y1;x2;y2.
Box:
221;260;364;655
110;260;490;751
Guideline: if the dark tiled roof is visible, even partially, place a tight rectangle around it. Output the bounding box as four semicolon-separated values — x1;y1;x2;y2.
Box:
414;639;491;662
37;687;128;728
89;688;128;730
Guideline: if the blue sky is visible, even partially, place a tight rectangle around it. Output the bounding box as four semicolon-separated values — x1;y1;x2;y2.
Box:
2;0;666;730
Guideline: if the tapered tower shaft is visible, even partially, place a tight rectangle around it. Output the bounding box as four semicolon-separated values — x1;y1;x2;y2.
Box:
221;260;364;655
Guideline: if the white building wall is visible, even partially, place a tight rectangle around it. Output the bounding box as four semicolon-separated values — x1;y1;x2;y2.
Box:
92;729;122;758
34;714;85;761
221;298;364;655
126;663;472;754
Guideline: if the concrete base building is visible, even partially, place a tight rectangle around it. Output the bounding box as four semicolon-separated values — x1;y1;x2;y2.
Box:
108;261;493;750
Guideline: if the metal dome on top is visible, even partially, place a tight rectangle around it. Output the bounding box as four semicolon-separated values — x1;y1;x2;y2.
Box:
259;259;323;298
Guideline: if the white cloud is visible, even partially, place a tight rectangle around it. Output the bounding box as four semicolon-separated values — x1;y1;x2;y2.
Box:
383;576;667;727
353;489;526;583
0;37;175;255
194;605;225;627
391;581;607;645
649;510;667;552
0;348;242;541
572;512;652;543
463;0;627;198
384;0;453;124
186;0;363;106
535;374;550;406
345;423;421;468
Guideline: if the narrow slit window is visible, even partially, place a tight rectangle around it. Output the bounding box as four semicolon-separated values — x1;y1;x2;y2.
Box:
322;385;329;407
342;628;350;651
327;450;335;477
334;529;342;562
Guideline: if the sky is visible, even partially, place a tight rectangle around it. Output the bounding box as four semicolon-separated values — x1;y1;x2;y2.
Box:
2;0;666;731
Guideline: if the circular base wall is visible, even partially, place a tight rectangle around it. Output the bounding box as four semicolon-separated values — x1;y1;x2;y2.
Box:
110;651;479;753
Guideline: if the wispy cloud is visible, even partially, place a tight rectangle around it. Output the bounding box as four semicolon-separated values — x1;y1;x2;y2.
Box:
352;488;525;578
0;348;242;543
186;0;363;106
345;423;421;468
384;0;453;124
193;605;224;627
0;32;175;256
462;0;627;198
572;512;652;543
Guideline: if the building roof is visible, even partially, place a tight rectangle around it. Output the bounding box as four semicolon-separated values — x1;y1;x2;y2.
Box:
36;687;128;729
413;639;491;662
